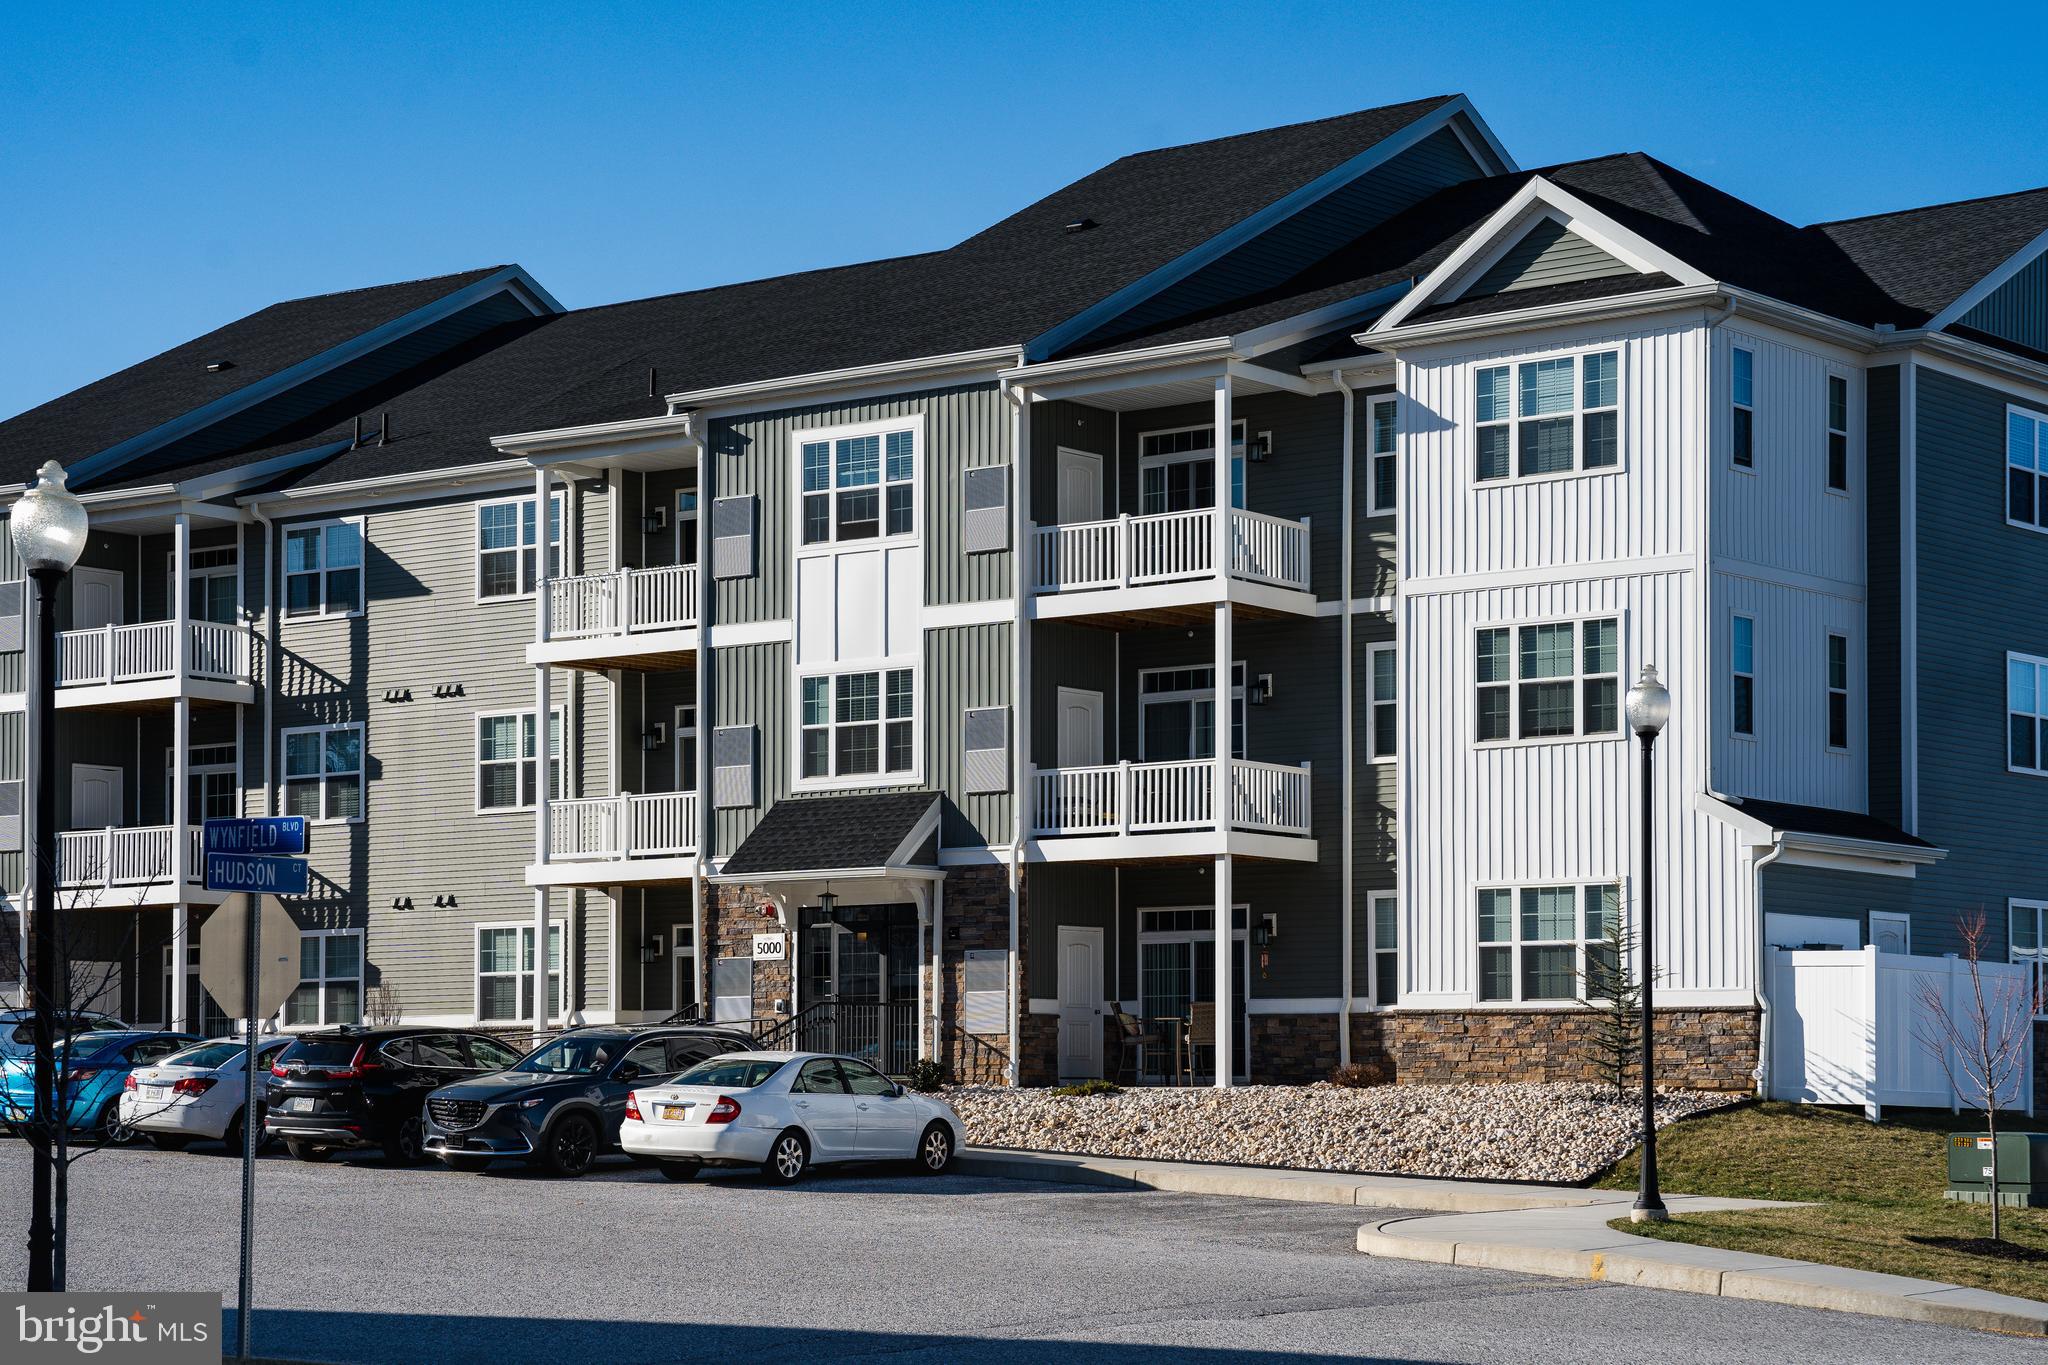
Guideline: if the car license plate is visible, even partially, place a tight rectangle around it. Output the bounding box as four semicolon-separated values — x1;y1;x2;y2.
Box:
660;1104;691;1122
287;1097;314;1114
142;1086;169;1103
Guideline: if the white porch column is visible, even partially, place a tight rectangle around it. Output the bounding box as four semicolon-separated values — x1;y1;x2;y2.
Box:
910;884;931;1059
533;468;553;1036
1212;373;1232;581
169;905;190;1032
1213;597;1235;1088
930;874;945;1067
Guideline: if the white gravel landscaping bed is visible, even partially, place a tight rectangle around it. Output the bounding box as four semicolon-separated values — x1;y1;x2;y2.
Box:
949;1082;1741;1184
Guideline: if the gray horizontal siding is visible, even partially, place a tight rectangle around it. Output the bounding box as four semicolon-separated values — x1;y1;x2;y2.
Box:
1960;251;2048;355
1865;364;1902;825
1464;217;1632;298
1761;863;1913;939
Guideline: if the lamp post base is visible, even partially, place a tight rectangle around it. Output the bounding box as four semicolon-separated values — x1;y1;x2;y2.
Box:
1629;1204;1671;1224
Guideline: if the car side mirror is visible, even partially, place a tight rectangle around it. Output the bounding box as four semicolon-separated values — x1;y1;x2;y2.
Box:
615;1062;641;1084
892;1083;905;1098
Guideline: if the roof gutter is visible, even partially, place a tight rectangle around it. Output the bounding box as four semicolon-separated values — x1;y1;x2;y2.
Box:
662;345;1022;412
235;456;536;510
1359;284;1728;351
998;337;1234;386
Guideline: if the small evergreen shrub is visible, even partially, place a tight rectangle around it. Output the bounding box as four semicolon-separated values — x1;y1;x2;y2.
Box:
904;1057;949;1092
1050;1078;1122;1098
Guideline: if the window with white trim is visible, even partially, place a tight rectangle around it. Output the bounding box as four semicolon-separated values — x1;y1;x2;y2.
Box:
165;743;238;823
1371;892;1398;1005
1474;350;1619;483
1475;618;1619;743
284;930;362;1028
282;723;362;822
1368;643;1397;760
1826;374;1849;492
2009;652;2048;775
283;520;363;618
1367;396;1397;514
674;703;697;790
1732;616;1756;738
180;545;239;624
1826;633;1849;751
476;494;563;599
801;428;916;545
1731;347;1755;468
476;922;562;1023
1477;883;1618;1002
1138;664;1245;761
676;489;698;564
1139;421;1246;513
476;709;563;811
2010;901;2048;1018
2008;407;2048;531
800;668;915;780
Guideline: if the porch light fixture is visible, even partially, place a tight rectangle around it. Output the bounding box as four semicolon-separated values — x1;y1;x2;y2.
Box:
1623;664;1670;1224
816;888;838;923
1248;673;1275;706
642;507;667;534
1247;433;1272;462
640;722;667;751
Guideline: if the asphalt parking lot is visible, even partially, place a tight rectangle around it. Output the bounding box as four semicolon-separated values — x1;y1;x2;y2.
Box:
0;1138;2037;1363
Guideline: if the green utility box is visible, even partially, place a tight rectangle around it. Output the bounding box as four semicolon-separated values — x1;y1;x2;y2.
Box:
1946;1132;2048;1208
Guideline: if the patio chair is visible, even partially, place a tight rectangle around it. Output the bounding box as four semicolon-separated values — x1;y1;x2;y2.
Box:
1115;1011;1161;1084
1186;1002;1215;1084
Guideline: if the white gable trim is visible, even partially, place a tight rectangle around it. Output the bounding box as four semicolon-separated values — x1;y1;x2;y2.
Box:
1925;225;2048;333
1026;96;1516;361
1370;178;1713;334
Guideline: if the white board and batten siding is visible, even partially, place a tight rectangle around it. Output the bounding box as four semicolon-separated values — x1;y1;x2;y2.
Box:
1396;314;1756;1004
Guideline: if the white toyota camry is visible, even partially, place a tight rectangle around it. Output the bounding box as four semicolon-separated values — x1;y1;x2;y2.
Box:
119;1036;293;1151
621;1051;965;1183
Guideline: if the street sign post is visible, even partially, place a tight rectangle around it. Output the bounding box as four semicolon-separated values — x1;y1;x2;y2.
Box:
199;819;308;1362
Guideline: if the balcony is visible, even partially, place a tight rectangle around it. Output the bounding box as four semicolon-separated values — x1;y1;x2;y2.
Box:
526;565;698;672
1031;508;1313;626
55;826;223;908
55;621;256;710
1028;758;1317;863
526;790;700;887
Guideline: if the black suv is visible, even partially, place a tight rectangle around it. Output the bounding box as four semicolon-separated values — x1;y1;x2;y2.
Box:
265;1027;527;1164
423;1025;750;1176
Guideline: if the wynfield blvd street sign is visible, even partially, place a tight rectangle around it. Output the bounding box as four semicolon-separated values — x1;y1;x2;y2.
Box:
203;815;309;897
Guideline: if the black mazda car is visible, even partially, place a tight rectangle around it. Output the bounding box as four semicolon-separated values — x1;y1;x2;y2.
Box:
422;1024;750;1176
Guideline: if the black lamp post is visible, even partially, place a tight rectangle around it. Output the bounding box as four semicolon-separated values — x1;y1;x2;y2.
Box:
1625;664;1671;1224
13;460;88;1290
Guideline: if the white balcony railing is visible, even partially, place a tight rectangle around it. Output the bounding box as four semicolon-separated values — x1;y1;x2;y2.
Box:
545;565;698;641
1031;508;1310;595
56;826;204;890
55;621;253;690
547;791;699;861
1030;759;1311;838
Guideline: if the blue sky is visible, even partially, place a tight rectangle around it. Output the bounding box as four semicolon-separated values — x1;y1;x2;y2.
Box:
5;1;2045;421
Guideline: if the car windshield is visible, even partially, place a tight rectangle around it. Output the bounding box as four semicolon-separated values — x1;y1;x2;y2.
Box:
162;1040;247;1070
55;1033;133;1061
671;1057;785;1090
514;1035;623;1076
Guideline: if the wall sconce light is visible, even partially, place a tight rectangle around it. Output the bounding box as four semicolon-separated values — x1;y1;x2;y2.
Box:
1249;673;1275;706
433;683;465;699
640;722;667;752
1252;913;1279;948
382;687;412;703
433;894;458;909
391;896;412;911
1247;432;1272;462
638;934;663;965
642;507;668;535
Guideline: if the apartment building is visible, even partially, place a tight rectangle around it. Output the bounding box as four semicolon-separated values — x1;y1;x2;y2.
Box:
4;93;2045;1090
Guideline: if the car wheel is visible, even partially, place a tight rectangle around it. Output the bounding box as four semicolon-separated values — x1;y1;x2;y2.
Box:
914;1122;953;1175
219;1109;252;1156
285;1140;329;1163
762;1129;809;1185
96;1100;137;1146
658;1159;702;1182
442;1156;492;1174
538;1114;597;1178
382;1115;426;1166
147;1132;192;1152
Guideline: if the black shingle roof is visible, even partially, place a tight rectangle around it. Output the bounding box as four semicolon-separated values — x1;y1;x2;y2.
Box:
1715;795;1936;850
718;791;940;878
1812;187;2048;325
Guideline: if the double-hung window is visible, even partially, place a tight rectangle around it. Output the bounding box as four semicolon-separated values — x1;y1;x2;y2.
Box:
1731;347;1755;468
283;723;363;822
1475;618;1619;743
2009;652;2048;775
476;922;563;1023
674;703;697;790
800;668;915;780
1474;350;1619;483
1139;664;1246;761
476;495;562;599
2011;902;2048;1017
1732;616;1757;737
283;520;363;618
476;710;562;811
1477;884;1618;1002
1368;644;1397;759
1367;396;1397;514
1826;375;1849;492
2008;407;2048;531
801;429;915;545
1139;422;1247;513
284;930;362;1027
166;743;238;822
182;545;238;623
1826;634;1849;751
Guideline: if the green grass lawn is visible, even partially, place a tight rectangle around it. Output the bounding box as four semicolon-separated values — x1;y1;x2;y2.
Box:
1595;1101;2048;1301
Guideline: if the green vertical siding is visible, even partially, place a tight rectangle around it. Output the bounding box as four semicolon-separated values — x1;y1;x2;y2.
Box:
709;640;789;858
1960;251;2048;355
927;622;1012;848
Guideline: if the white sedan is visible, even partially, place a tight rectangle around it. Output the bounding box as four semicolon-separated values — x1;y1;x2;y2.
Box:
119;1036;292;1151
621;1051;965;1183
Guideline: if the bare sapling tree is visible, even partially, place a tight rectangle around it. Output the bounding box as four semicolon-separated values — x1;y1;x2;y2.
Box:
1913;908;2036;1242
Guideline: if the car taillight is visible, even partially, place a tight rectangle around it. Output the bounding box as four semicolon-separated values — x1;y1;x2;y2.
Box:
123;1074;138;1091
707;1096;740;1125
351;1043;382;1074
270;1062;289;1078
624;1093;642;1122
173;1077;216;1096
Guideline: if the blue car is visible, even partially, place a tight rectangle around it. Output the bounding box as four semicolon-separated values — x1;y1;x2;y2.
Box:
1;1030;199;1144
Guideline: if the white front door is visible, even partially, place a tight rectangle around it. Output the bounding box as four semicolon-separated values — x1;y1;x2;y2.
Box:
1057;448;1103;524
1056;926;1105;1080
70;764;123;829
1056;687;1105;767
72;567;123;630
1870;911;1911;955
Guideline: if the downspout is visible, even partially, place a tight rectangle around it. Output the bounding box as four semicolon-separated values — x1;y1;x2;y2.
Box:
1749;834;1787;1098
251;505;277;816
683;413;709;1018
1332;369;1356;1066
1002;377;1029;1085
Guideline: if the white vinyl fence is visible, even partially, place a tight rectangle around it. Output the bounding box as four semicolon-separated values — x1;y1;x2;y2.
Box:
1767;947;2035;1119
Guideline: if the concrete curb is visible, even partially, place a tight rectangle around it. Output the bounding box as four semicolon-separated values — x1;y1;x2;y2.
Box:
1358;1213;2048;1338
